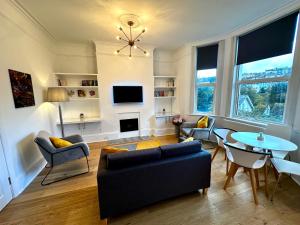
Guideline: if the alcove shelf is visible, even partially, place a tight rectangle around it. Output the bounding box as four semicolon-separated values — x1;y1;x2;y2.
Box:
51;72;101;140
56;117;101;125
153;75;177;119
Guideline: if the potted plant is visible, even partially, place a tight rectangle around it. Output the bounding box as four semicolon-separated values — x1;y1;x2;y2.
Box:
172;115;185;138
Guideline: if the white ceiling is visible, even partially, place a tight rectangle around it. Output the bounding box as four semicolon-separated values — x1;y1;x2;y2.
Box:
17;0;299;49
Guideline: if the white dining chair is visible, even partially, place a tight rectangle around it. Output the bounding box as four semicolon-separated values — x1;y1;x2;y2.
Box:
213;128;240;175
270;158;300;201
223;142;271;204
264;124;292;159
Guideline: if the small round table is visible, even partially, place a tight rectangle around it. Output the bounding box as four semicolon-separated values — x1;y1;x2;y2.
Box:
231;132;298;152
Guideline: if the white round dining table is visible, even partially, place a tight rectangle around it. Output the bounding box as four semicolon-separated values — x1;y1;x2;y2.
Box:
231;132;298;152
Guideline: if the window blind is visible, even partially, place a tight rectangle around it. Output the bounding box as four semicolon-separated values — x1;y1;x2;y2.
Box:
237;12;298;65
197;44;219;70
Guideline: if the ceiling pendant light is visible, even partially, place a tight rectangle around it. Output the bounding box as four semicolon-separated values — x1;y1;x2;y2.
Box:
114;18;148;58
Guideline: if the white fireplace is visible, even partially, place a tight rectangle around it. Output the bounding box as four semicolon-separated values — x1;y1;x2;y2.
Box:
118;112;141;138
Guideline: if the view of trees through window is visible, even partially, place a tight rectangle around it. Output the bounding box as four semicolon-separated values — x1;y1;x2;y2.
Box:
236;54;293;122
196;69;216;112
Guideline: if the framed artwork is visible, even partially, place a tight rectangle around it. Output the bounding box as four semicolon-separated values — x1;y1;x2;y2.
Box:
8;69;35;108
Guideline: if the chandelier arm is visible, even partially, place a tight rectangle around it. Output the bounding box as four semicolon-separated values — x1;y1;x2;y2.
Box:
120;29;130;41
133;31;145;42
136;45;146;53
117;44;129;52
119;37;129;43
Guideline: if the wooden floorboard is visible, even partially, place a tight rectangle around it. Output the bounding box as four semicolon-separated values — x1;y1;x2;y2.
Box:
0;135;300;225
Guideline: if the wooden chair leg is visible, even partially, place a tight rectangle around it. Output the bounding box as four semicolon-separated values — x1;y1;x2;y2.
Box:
224;163;238;190
271;173;282;202
254;170;260;188
226;158;230;176
202;188;208;195
264;165;269;198
232;164;239;178
212;146;221;161
249;169;259;204
272;164;279;180
102;219;108;225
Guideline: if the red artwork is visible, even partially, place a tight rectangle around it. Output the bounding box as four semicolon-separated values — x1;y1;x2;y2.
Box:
8;69;35;108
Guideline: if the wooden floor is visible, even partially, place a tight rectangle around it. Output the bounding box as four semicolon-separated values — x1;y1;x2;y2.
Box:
1;135;300;225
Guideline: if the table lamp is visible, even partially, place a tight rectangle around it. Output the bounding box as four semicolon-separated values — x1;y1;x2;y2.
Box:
47;87;69;137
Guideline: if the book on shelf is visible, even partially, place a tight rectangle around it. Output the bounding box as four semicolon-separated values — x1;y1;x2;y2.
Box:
82;80;98;86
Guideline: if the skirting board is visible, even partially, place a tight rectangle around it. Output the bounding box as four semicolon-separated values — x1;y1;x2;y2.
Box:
82;128;175;143
13;157;46;197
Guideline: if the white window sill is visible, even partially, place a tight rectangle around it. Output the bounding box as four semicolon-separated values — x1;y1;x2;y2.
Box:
189;112;216;117
224;117;267;128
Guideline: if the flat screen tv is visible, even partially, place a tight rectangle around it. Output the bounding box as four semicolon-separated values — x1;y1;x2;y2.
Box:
113;86;143;103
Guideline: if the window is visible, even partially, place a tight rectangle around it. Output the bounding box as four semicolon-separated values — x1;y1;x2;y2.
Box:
233;12;298;123
195;44;218;113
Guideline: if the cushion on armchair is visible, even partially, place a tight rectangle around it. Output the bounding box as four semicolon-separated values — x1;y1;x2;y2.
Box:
49;137;73;148
197;116;208;128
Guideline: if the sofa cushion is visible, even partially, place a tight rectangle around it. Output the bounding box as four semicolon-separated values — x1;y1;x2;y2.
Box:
160;140;202;158
182;137;194;143
106;148;161;170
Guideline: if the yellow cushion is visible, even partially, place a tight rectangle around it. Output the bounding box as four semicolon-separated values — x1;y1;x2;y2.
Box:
197;116;208;128
183;137;194;142
102;146;129;154
136;140;161;150
49;137;73;148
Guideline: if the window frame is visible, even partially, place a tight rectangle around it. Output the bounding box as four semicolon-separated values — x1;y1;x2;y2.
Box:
194;70;217;114
194;43;220;114
231;12;299;124
232;58;292;124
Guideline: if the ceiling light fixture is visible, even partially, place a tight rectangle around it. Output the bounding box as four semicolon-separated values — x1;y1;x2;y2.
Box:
114;20;148;58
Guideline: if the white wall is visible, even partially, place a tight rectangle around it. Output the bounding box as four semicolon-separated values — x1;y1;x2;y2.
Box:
174;46;194;115
54;42;97;74
95;41;155;140
0;0;54;196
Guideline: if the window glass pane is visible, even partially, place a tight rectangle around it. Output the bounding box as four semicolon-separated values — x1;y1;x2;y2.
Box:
197;69;217;84
237;81;287;122
238;54;293;81
197;86;214;112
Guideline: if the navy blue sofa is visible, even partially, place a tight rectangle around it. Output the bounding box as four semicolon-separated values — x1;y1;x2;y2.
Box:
97;140;211;219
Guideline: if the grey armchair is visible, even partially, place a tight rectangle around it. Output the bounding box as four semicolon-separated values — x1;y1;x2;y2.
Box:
180;116;215;141
34;131;90;186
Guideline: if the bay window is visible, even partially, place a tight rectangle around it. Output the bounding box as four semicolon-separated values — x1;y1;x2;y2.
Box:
233;12;298;123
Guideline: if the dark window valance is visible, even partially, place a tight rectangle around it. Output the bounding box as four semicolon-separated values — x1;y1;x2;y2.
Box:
197;44;219;70
237;12;299;65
